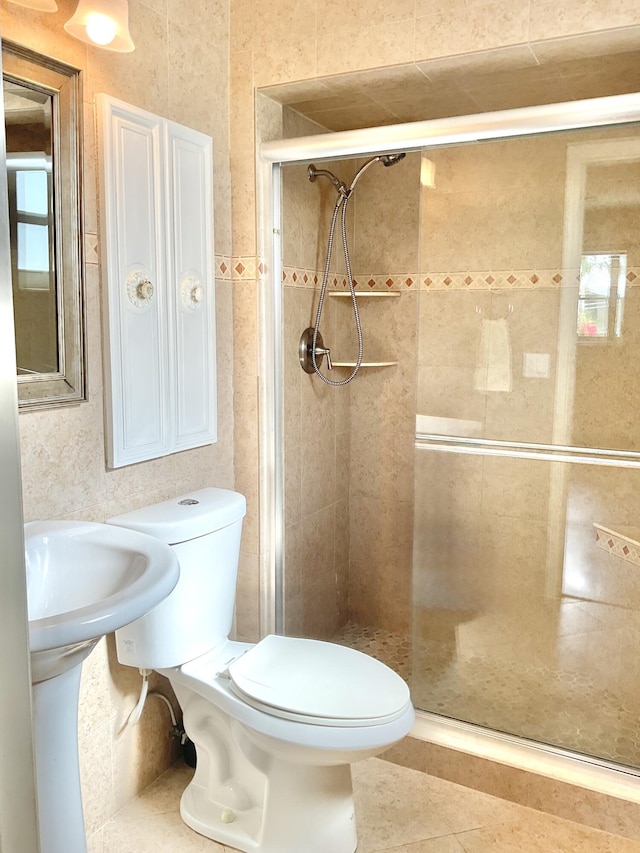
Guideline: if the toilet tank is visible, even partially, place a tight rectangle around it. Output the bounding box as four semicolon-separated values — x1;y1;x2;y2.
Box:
108;488;246;670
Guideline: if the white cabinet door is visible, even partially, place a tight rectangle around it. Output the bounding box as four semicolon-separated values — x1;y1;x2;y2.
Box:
98;95;216;468
166;122;217;450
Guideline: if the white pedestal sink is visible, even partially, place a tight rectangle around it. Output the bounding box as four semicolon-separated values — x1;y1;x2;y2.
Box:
25;520;180;853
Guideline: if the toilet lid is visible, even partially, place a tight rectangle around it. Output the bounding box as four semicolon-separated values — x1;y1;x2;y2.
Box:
227;635;411;727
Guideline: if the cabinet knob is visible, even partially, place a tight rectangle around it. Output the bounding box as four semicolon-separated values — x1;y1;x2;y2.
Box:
136;280;154;301
180;275;205;310
126;271;155;310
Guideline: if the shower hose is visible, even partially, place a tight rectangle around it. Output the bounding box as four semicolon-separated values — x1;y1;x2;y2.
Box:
311;189;363;386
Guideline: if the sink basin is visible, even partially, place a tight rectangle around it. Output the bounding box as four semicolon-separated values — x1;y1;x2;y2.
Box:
24;519;179;853
25;519;179;659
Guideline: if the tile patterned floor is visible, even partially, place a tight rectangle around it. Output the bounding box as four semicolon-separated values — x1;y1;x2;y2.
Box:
332;619;640;769
333;621;411;681
89;757;640;852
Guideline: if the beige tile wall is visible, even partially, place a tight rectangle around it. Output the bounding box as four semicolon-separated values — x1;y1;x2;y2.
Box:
1;0;233;835
281;148;421;637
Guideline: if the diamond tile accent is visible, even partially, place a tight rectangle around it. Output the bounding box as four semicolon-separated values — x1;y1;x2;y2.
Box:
85;233;99;265
278;266;640;293
594;524;640;568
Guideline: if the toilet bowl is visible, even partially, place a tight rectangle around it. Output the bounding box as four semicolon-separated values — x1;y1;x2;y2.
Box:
109;488;414;853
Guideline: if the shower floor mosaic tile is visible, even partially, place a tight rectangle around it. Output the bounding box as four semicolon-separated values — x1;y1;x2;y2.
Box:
89;756;640;852
333;621;412;681
332;618;640;770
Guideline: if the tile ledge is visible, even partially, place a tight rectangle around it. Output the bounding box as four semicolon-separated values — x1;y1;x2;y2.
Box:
594;523;640;567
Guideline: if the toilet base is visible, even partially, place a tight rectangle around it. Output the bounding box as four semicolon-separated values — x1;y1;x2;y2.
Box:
174;685;358;853
181;759;357;853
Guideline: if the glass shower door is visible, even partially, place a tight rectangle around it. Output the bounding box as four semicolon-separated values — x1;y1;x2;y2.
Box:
412;126;640;768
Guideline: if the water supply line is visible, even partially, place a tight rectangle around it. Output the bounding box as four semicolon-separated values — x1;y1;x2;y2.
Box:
123;669;179;735
125;667;151;726
302;153;406;386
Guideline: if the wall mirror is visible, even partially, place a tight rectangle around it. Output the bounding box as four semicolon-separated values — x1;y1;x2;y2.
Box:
2;41;85;409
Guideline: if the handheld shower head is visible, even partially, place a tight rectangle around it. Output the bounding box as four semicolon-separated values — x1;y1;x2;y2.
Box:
308;152;408;198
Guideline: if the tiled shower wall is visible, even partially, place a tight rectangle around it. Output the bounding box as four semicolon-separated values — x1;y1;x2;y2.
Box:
282;145;421;638
281;111;352;637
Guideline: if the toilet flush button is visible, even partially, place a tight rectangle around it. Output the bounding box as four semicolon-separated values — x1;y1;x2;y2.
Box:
221;809;236;824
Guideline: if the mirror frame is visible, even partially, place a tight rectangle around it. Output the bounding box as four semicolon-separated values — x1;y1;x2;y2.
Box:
2;40;86;410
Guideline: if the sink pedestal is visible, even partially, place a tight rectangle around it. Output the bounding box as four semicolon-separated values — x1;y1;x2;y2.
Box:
33;656;94;853
24;519;180;853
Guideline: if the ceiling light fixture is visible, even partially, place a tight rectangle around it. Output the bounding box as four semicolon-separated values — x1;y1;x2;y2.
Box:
5;0;58;11
64;0;134;52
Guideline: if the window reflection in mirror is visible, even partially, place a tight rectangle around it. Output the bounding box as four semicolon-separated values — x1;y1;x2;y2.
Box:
4;79;58;375
2;42;85;409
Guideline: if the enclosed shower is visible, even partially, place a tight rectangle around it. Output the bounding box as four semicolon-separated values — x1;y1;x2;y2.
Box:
274;109;640;776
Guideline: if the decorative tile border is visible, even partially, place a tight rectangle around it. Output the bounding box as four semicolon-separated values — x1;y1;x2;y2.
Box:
421;269;578;291
594;523;640;568
281;266;640;292
215;255;232;280
282;266;415;291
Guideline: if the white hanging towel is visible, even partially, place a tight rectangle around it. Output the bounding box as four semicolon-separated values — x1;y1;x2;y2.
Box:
474;318;512;393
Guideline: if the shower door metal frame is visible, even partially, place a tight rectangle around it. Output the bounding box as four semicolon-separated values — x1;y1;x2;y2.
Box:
256;92;640;799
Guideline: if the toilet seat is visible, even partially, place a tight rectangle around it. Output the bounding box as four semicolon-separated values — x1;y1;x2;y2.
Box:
227;635;411;727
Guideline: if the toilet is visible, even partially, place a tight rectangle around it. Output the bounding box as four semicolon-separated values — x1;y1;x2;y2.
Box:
109;488;414;853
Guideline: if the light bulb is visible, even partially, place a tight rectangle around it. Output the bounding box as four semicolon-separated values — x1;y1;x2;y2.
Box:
85;12;117;46
65;0;135;52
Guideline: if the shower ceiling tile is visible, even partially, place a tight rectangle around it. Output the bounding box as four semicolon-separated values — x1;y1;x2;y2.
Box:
304;104;402;132
327;63;432;102
384;90;483;123
260;78;335;106
262;39;640;133
290;92;376;113
466;77;576;112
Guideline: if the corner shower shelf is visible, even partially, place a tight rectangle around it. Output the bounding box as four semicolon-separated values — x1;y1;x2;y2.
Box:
328;291;399;368
594;522;640;567
328;291;401;298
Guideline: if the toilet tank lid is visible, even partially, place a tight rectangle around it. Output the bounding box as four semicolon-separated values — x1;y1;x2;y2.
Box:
106;488;246;545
